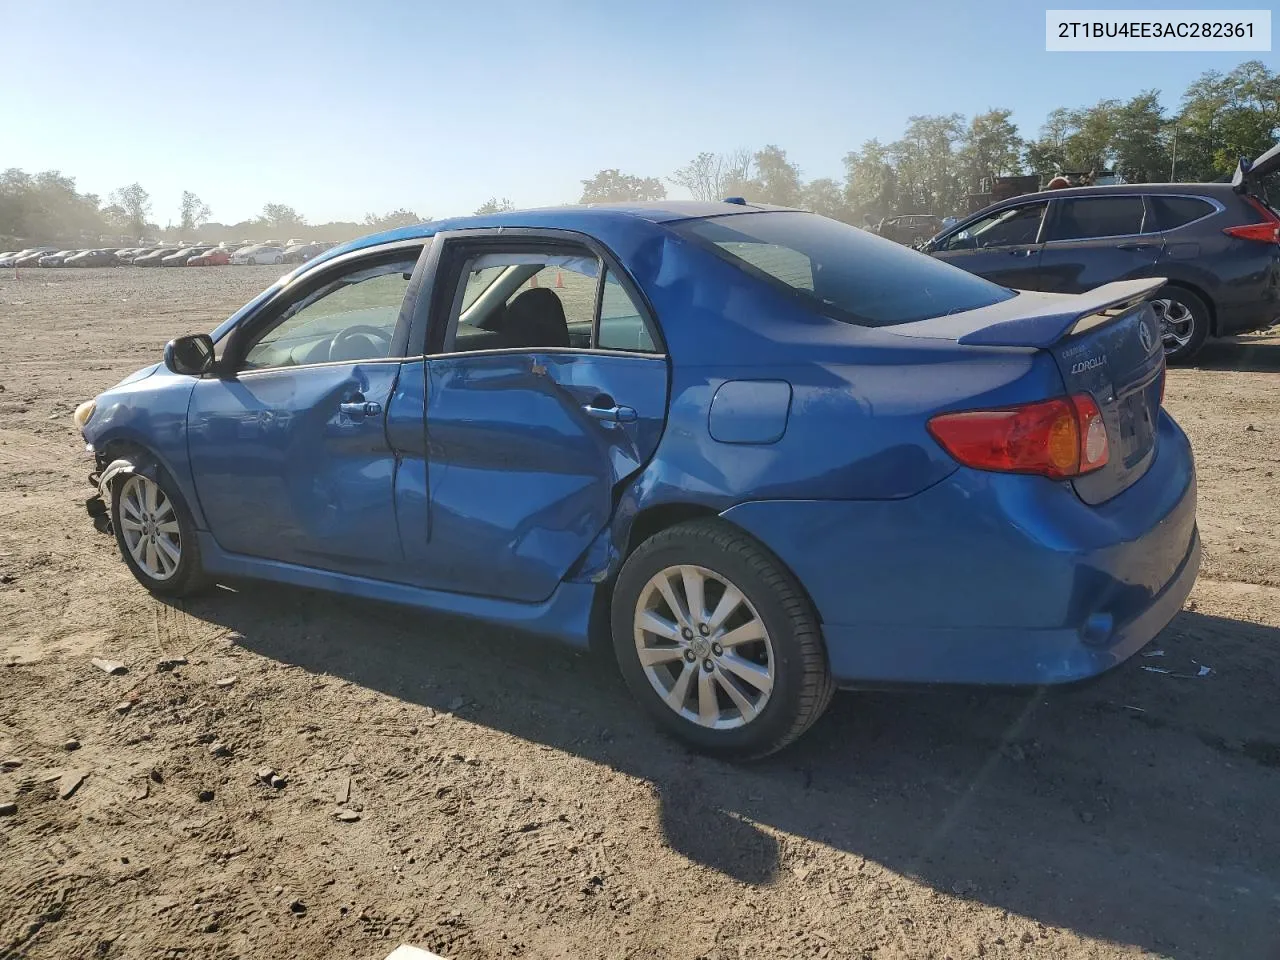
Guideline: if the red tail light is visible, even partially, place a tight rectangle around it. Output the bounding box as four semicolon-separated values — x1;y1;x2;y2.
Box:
928;394;1109;480
1223;197;1280;243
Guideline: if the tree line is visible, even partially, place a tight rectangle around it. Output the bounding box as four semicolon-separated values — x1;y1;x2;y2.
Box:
2;61;1275;247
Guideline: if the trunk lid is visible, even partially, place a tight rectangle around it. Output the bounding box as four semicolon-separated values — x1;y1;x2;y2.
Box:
890;279;1167;504
1233;141;1280;200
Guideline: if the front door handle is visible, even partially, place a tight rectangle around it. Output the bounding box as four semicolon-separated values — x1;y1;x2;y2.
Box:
1007;248;1035;258
339;397;382;418
584;403;638;423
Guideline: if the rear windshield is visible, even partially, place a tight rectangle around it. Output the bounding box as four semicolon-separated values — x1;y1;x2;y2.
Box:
673;211;1015;327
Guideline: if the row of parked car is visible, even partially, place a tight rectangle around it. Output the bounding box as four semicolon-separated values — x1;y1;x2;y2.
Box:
0;239;341;270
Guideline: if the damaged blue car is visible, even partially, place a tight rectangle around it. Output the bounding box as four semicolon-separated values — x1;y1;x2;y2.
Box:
76;201;1200;757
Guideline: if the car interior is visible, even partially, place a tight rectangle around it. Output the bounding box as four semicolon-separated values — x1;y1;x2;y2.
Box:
237;248;656;371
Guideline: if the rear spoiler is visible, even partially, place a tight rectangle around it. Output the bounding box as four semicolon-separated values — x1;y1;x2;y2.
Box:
958;278;1165;348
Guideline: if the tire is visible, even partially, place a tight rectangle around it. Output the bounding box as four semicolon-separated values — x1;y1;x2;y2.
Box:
1151;286;1210;364
611;519;834;759
109;466;208;597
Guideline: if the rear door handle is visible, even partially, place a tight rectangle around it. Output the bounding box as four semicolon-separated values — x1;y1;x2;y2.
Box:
1007;248;1035;258
1115;242;1157;251
584;403;637;423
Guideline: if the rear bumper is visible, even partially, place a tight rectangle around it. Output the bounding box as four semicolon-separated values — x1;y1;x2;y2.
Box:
721;411;1199;686
1218;298;1280;335
819;526;1198;686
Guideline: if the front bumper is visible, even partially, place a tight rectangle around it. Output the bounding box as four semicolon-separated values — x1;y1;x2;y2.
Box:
722;411;1199;687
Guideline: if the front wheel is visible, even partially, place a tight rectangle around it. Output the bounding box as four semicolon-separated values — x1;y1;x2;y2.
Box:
1151;287;1210;364
611;519;834;759
110;469;208;596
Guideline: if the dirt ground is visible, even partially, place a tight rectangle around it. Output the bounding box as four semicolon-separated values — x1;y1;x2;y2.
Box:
1;266;1278;960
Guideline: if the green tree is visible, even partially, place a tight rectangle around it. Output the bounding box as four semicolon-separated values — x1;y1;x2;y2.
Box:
1063;100;1119;173
890;114;966;214
179;191;211;234
1111;92;1171;183
744;145;803;206
958;109;1024;194
799;177;848;220
1025;107;1073;181
363;208;425;230
579;169;666;203
842;139;898;224
1176;60;1280;180
473;197;514;215
668;150;753;201
110;183;152;240
257;202;306;233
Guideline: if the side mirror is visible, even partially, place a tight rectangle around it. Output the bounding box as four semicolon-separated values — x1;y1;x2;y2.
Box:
164;333;216;377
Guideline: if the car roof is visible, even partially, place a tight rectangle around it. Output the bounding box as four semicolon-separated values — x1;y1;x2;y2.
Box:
976;181;1236;211
315;200;786;266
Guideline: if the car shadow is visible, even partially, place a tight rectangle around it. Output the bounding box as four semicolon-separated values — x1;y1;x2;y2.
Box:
168;583;1280;958
1190;335;1280;372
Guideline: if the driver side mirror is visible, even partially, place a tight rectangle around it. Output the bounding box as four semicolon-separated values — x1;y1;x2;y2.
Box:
164;333;216;377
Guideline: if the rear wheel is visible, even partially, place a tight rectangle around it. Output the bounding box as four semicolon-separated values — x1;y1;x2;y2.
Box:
1152;287;1209;364
611;519;834;759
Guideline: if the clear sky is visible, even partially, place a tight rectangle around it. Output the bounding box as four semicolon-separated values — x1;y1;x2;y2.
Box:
4;0;1273;224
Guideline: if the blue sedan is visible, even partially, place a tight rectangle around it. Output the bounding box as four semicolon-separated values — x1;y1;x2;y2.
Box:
75;201;1200;757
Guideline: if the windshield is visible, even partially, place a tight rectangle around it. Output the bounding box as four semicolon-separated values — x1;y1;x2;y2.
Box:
673;211;1015;327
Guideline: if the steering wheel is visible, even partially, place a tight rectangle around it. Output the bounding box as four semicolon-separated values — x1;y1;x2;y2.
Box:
328;324;393;362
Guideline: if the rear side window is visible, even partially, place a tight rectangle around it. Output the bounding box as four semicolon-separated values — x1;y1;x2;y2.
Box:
1048;197;1146;241
1148;195;1215;231
674;211;1015;327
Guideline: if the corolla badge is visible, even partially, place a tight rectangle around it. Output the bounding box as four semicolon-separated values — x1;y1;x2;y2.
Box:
1138;319;1155;353
1070;355;1107;375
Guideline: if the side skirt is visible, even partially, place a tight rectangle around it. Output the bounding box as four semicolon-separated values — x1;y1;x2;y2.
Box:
196;533;595;647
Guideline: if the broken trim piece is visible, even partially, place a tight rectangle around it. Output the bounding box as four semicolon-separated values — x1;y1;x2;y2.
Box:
97;458;157;502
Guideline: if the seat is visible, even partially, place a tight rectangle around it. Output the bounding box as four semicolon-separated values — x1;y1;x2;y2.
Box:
501;288;569;348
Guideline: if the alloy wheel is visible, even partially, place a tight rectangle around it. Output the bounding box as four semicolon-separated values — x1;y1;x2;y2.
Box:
118;475;182;581
633;564;775;730
1151;298;1195;353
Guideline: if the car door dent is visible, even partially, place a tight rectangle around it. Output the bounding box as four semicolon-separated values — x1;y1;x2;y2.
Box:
418;350;667;602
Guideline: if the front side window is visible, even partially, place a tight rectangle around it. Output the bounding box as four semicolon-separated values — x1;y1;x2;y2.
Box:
441;246;658;354
1047;196;1146;241
675;211;1015;327
242;255;417;369
939;203;1047;251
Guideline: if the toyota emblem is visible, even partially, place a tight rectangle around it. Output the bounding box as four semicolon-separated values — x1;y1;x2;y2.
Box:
1138;319;1154;353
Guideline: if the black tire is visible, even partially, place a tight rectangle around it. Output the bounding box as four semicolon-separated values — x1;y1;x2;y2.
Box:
109;465;209;597
611;519;834;759
1153;286;1210;365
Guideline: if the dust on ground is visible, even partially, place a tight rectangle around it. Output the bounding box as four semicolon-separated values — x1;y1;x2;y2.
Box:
1;266;1278;960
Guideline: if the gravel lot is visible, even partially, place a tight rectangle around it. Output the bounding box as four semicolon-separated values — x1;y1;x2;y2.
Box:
1;266;1278;960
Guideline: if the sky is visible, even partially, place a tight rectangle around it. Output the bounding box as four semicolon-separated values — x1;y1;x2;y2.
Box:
4;0;1274;225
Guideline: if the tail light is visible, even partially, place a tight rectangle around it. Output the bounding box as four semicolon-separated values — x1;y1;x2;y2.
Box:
1223;196;1280;243
928;394;1109;480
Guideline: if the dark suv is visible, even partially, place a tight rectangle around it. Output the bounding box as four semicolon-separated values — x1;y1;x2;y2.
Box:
924;146;1280;362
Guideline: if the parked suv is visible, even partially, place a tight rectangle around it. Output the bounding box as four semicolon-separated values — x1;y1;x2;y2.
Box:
924;146;1280;362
